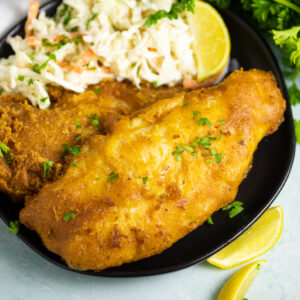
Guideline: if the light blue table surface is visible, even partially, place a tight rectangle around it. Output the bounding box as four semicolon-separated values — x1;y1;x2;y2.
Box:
0;1;299;299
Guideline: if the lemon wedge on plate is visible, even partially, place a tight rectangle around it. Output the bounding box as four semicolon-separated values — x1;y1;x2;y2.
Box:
217;260;266;300
187;1;231;82
208;206;283;269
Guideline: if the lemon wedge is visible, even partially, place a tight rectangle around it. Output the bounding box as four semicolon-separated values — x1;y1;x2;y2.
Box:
208;206;283;269
187;1;231;82
217;260;266;300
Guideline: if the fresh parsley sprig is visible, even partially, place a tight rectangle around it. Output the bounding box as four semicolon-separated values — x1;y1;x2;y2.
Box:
145;0;195;27
222;201;244;218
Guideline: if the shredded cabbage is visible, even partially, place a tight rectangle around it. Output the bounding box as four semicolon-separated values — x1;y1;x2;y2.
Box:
0;0;197;108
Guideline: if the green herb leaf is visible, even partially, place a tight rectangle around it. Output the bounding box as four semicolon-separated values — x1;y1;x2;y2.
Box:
28;78;34;86
219;119;225;124
145;0;195;27
91;114;101;128
197;118;211;126
183;102;190;108
63;11;72;26
160;194;167;198
9;220;20;234
40;97;48;103
289;82;300;105
108;171;118;182
0;141;11;155
193;111;200;118
62;144;81;158
94;88;100;95
142;177;148;184
215;153;222;164
42;161;54;177
63;210;76;222
207;216;214;225
6;156;14;164
72;163;79;168
86;13;98;29
222;201;244;218
75;135;82;142
18;75;25;82
153;81;158;88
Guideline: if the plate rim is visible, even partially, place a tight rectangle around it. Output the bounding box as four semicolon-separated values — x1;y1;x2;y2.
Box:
0;0;296;277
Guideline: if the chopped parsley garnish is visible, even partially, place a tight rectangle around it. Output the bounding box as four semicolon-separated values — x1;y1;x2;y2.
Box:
215;152;222;164
63;210;76;222
69;145;81;156
145;0;195;27
153;81;158;88
222;201;244;218
183;145;193;152
32;53;56;74
0;141;11;158
75;135;82;142
62;144;81;158
86;13;98;29
160;194;167;198
183;102;190;108
191;151;198;156
70;26;79;32
28;52;35;61
63;11;72;26
28;78;34;86
108;172;118;182
72;163;79;168
197;118;211;126
174;129;223;163
94;88;100;95
219;120;225;125
42;161;54;177
18;75;25;82
76;117;80;129
58;4;68;17
131;62;137;69
206;158;214;163
142;177;148;184
6;156;14;164
193;111;200;118
0;87;3;95
257;263;262;270
42;35;84;51
207;217;214;225
172;145;185;162
9;220;20;234
91;114;101;129
40;97;48;103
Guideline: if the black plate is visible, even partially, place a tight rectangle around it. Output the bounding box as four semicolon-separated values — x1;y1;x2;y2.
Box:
0;1;295;277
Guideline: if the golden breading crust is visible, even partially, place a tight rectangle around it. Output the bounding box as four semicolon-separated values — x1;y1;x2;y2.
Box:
20;69;286;271
0;81;182;201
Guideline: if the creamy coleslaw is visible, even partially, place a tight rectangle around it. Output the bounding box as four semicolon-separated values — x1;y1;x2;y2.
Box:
0;0;197;108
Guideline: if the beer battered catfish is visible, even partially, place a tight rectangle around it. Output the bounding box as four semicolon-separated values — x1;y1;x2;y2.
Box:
20;70;285;271
0;81;182;201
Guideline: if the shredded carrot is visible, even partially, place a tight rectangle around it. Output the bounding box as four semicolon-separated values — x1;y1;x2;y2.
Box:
101;67;112;74
26;36;42;46
25;1;40;37
183;78;203;89
153;57;163;68
76;48;96;68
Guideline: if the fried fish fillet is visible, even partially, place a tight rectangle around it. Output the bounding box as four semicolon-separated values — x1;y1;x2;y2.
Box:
20;69;285;271
0;81;182;201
